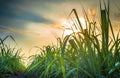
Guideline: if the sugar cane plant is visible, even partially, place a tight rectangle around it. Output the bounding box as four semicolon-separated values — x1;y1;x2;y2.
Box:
26;0;120;78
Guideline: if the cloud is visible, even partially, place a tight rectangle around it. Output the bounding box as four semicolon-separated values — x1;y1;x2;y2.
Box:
0;0;53;23
0;25;40;36
0;10;53;24
0;22;63;39
0;25;28;36
0;23;62;47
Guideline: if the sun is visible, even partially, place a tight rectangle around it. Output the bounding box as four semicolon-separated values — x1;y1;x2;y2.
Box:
62;17;86;36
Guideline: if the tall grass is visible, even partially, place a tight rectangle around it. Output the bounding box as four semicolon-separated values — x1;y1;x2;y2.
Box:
0;35;26;78
0;0;119;78
26;0;120;78
26;45;63;78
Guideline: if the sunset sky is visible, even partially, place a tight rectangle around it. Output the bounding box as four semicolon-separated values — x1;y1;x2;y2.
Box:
0;0;120;57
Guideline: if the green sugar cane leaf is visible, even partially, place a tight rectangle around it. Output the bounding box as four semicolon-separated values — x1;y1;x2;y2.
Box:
69;9;84;32
45;58;57;75
78;66;94;78
66;68;77;77
60;57;66;78
2;35;17;44
27;58;45;72
69;39;78;50
108;62;120;75
62;35;71;55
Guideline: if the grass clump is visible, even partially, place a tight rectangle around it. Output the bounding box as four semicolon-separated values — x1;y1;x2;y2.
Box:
26;45;63;78
0;35;26;78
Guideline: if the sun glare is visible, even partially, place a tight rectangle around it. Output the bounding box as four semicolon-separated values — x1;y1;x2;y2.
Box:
79;17;86;29
62;17;86;36
62;20;73;36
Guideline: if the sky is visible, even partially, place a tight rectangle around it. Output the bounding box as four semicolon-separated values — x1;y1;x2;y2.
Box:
0;0;120;57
